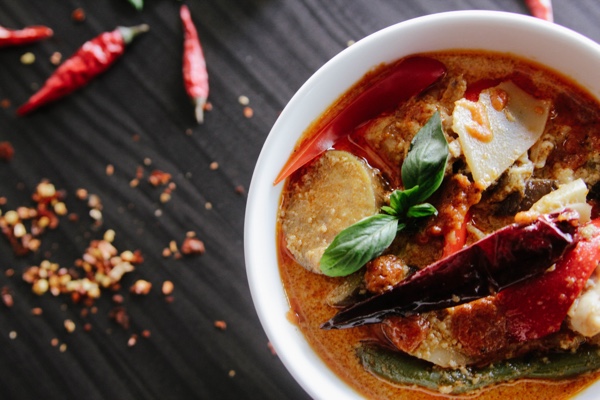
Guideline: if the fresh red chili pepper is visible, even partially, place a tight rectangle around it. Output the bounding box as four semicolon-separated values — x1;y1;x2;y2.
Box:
322;211;577;329
441;210;470;258
498;218;600;341
525;0;554;22
0;25;53;48
273;56;446;185
16;25;149;116
180;4;209;124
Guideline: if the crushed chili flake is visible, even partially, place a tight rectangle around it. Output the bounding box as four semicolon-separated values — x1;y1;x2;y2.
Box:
209;161;219;170
148;170;172;186
130;279;152;295
181;236;205;255
1;287;14;307
243;106;254;118
50;338;59;347
83;323;92;332
71;8;86;22
127;334;138;347
50;51;62;65
0;99;10;109
106;164;115;176
162;280;174;295
64;319;76;333
109;306;130;329
141;329;151;338
214;320;227;330
238;95;250;106
0;142;14;161
31;307;43;316
234;185;246;196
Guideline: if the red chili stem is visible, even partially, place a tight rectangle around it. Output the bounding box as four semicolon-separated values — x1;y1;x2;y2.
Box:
273;56;446;185
16;24;149;116
180;4;209;124
0;25;53;47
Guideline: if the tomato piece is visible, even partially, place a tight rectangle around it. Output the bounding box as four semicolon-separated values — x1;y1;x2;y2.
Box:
498;219;600;341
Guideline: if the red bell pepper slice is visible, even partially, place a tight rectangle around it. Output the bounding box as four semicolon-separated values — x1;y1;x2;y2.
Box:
498;218;600;341
442;210;470;258
273;56;446;185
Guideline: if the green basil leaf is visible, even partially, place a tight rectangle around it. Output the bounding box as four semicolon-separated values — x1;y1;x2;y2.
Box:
389;186;420;215
381;206;397;216
126;0;143;10
407;203;438;218
320;214;399;277
401;112;448;204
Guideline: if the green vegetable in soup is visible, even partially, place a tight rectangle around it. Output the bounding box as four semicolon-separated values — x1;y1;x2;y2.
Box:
358;342;600;395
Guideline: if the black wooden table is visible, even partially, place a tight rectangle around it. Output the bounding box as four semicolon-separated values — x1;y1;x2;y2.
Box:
1;1;599;399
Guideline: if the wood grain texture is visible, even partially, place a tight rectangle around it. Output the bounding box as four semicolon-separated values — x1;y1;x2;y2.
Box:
0;1;599;399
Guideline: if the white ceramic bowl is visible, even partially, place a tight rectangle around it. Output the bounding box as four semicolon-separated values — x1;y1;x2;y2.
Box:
245;10;600;400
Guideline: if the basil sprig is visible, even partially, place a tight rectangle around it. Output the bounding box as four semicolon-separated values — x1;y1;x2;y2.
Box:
320;112;448;277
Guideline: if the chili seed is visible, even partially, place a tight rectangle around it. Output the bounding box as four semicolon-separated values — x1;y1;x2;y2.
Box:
20;52;35;65
162;280;174;295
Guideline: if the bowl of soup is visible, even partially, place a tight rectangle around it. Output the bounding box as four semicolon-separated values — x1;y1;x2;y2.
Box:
245;10;600;400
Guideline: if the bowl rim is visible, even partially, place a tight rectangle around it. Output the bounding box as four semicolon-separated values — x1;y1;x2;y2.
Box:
245;9;600;400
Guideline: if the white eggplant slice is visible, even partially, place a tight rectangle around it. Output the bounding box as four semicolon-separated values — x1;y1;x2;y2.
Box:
282;150;384;274
527;178;591;223
452;81;551;190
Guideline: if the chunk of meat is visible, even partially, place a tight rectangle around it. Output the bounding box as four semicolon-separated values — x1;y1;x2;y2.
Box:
364;254;410;295
282;150;384;273
449;297;509;357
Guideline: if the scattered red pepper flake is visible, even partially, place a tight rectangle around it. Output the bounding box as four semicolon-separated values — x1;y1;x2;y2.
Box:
17;24;149;116
141;329;151;338
234;185;246;196
162;280;174;295
180;4;210;124
243;106;254;118
130;279;152;295
49;51;62;65
31;307;43;316
181;236;205;255
127;334;138;347
0;142;14;161
109;306;130;329
148;170;172;186
214;320;227;330
209;161;219;170
1;287;14;307
0;99;11;109
71;8;86;23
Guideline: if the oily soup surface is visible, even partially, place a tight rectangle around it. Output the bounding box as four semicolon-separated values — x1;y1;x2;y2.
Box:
278;51;600;399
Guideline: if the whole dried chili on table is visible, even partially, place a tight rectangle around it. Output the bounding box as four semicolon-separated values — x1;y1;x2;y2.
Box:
180;4;210;124
0;25;53;47
525;0;553;22
17;24;149;116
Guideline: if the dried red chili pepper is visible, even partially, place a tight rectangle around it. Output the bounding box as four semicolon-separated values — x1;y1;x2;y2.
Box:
180;4;210;124
16;25;149;116
0;25;53;47
525;0;553;22
322;211;577;329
